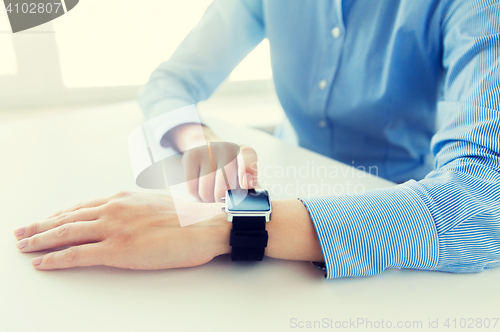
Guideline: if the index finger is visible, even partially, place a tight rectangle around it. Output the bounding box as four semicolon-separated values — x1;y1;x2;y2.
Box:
237;145;258;189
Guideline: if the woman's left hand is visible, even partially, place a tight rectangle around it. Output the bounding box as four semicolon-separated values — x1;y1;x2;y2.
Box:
13;191;230;270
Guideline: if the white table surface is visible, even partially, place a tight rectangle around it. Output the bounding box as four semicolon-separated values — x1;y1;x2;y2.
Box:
1;101;499;332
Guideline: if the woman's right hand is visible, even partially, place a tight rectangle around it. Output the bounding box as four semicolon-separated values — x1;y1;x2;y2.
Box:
168;123;259;202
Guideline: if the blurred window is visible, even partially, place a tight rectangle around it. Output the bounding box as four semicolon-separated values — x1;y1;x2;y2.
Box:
53;0;272;88
0;0;273;110
0;9;18;76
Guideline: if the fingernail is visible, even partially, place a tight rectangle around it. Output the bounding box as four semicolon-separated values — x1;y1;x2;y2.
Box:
31;257;42;266
13;227;25;237
17;239;28;250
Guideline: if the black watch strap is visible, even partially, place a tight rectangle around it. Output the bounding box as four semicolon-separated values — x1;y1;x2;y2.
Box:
230;216;268;261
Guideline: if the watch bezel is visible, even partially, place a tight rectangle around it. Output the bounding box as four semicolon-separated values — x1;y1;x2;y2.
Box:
224;189;272;222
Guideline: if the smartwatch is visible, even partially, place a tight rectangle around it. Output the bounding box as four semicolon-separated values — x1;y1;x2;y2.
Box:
221;189;272;261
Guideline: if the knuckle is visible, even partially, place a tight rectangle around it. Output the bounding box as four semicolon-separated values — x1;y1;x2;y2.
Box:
44;254;55;266
109;233;132;249
104;200;124;213
71;203;83;211
64;247;78;263
29;235;40;248
56;225;70;238
53;219;65;228
240;145;256;155
27;222;40;235
53;213;70;227
114;191;131;199
90;221;104;236
238;147;258;169
56;213;68;222
52;210;62;217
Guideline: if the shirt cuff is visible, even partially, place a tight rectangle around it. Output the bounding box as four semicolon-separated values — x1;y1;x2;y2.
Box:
300;184;439;279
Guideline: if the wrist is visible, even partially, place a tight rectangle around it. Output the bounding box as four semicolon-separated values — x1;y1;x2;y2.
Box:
201;198;324;262
202;204;231;256
265;199;324;262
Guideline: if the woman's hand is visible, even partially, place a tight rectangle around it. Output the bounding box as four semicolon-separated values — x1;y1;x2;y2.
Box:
13;191;230;270
169;124;259;202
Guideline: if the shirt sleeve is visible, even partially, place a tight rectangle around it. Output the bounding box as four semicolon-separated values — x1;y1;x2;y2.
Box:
137;0;265;125
300;0;500;279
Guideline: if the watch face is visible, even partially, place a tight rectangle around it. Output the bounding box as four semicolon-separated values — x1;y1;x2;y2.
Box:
227;189;271;212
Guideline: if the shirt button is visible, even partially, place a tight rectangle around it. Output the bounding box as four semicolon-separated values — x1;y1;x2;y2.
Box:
331;27;341;38
318;80;327;89
319;120;327;128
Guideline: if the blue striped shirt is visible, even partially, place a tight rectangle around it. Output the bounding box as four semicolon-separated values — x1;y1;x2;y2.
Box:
139;0;500;278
